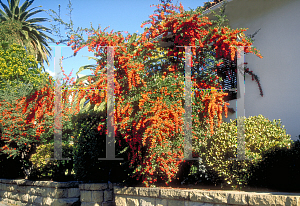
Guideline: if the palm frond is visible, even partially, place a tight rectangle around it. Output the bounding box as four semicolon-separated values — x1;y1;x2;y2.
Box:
0;0;12;18
25;17;48;23
19;0;33;14
0;8;9;20
0;0;54;66
21;8;43;20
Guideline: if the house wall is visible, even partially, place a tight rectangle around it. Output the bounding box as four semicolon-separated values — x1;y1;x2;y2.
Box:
219;0;300;141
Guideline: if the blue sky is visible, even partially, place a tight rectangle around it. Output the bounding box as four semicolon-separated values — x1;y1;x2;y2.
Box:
28;0;207;80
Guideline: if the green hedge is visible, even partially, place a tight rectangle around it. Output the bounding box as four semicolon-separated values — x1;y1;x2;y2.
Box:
29;142;74;181
71;110;133;183
248;138;300;192
190;115;292;189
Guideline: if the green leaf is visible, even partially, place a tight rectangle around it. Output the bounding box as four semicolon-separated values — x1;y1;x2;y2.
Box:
94;101;106;112
76;65;96;76
82;55;99;62
128;33;137;45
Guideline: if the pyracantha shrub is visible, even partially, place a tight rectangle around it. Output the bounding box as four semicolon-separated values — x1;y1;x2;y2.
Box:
54;1;263;187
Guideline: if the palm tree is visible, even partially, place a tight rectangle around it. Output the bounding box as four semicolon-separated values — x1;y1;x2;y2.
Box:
0;0;55;68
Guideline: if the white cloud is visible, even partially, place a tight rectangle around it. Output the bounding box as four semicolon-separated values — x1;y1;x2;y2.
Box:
45;69;55;77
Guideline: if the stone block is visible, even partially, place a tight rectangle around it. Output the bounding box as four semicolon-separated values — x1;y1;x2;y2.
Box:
37;186;48;196
248;193;276;206
6;184;17;192
16;185;27;194
273;195;288;206
284;196;300;206
80;183;108;191
212;191;228;204
19;193;29;203
160;188;189;200
57;197;80;206
114;186;123;194
47;187;68;198
7;191;19;201
4;199;24;206
115;195;127;206
81;202;101;206
167;199;185;206
81;190;92;202
0;179;14;184
81;203;94;206
26;186;36;195
190;190;227;203
13;179;27;186
26;186;47;196
0;190;7;198
68;188;80;198
33;180;53;188
42;197;80;206
156;198;168;206
91;190;104;202
104;190;113;201
43;197;53;205
138;188;160;197
187;201;215;206
28;195;43;205
108;182;113;190
127;196;139;206
114;187;138;195
227;192;248;205
31;180;79;188
102;201;115;206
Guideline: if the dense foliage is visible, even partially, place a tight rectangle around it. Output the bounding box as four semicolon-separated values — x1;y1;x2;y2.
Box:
58;2;262;186
0;0;273;188
29;142;73;181
0;47;74;177
71;110;132;183
248;138;300;192
0;43;48;90
195;115;292;189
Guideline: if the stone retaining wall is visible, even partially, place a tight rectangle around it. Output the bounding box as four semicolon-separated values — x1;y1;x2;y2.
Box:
79;182;114;206
114;186;300;206
0;179;115;206
1;179;300;206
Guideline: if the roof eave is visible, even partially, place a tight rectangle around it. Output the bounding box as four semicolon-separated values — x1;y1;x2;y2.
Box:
202;0;234;16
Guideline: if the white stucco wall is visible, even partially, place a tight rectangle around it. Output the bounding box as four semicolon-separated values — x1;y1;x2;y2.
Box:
213;0;300;140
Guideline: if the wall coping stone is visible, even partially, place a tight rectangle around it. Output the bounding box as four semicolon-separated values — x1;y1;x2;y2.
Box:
79;183;108;191
114;186;300;206
0;179;81;188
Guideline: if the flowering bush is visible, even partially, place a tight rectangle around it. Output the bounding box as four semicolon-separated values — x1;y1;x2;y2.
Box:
0;1;263;186
58;2;262;186
0;49;77;177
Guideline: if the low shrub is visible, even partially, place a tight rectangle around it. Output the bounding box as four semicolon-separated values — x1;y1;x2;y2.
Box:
192;115;292;189
248;138;300;192
29;142;74;181
72;109;133;183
